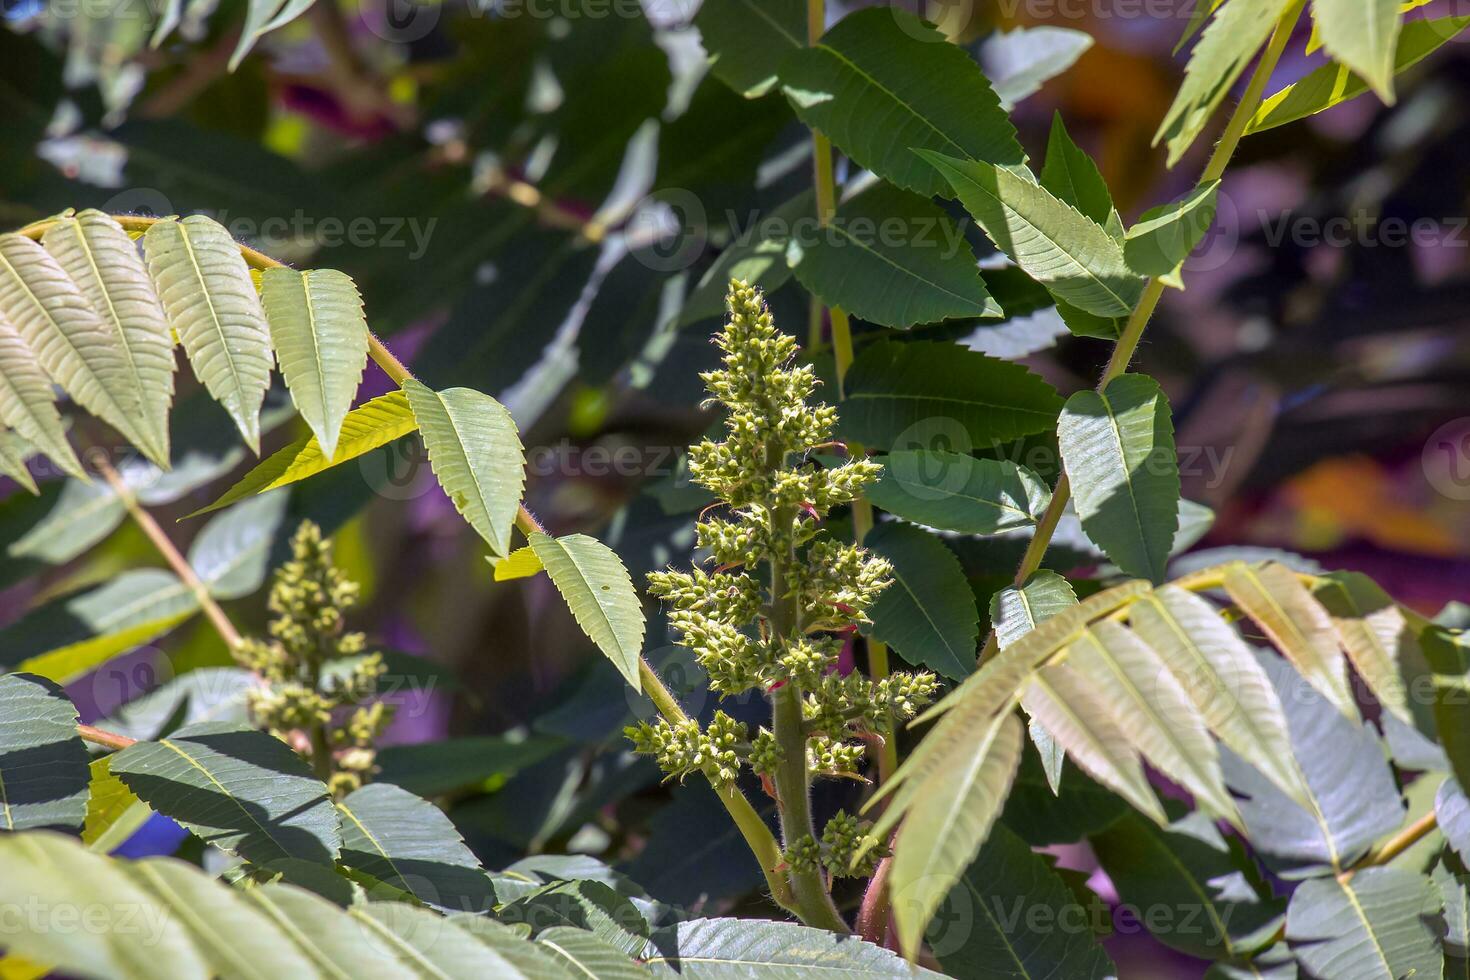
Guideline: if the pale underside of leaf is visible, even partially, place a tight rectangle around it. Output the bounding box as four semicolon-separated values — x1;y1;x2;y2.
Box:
529;532;645;692
1313;0;1403;102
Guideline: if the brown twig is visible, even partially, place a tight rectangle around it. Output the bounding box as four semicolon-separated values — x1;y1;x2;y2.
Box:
77;724;137;751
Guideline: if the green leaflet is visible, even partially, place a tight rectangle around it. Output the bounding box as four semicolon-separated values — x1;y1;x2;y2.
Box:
1285;868;1443;980
1039;112;1118;231
243;883;420;980
867;450;1050;535
1248;15;1470;134
535;927;641;980
260;268;370;461
41;210;176;466
8;476;126;564
529;532;645;692
1313;0;1403;101
186;490;289;600
0;312;84;480
0;428;37;494
1123;181;1220;285
840;339;1063;451
0;233;163;465
1058;374;1180;584
693;0;804;98
190;389;417;518
143;215;274;453
990;570;1078;793
785;181;1001;328
919;150;1143;317
861;521;979;681
0;673;90;832
1423;627;1470;799
499;879;649;954
111;721;342;865
1313;572;1416;725
336;782;495;915
83;757;149;853
642;917;949;977
781;8;1025;197
350;902;540;977
404;379;525;558
679;191;812;326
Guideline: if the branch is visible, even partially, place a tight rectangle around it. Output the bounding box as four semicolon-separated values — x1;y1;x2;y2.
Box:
77;724;136;751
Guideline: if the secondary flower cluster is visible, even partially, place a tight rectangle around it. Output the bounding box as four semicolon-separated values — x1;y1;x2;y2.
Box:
627;280;937;866
235;521;393;797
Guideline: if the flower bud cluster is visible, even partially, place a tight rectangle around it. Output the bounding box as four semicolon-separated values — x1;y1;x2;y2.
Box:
234;521;394;796
783;810;885;879
627;280;937;874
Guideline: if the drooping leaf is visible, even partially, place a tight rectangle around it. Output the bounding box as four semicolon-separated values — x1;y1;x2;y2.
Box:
0;428;37;495
1248;15;1470;133
1425;626;1470;797
405;380;525;558
242;881;417;980
0;233;164;466
1313;572;1417;725
187;490;289;600
102;666;255;742
1093;812;1285;959
7;477;126;564
529;532;645;692
1285;868;1442;980
190;389;416;518
786;181;1000;328
889;712;1024;958
1221;652;1404;878
1128;585;1311;809
862;521;979;680
83;756;149;853
781;8;1025;197
0;314;83;480
351;902;542;977
260;268;370;461
642;917;949;977
535;926;643;980
920;151;1143;318
980;26;1094;109
143;216;274;452
1039;113;1116;230
1058;374;1180;583
990;570;1078;792
337;782;496;915
0;673;89;831
111;721;342;865
41;210;176;465
929;821;1113;978
693;0;804;98
868;451;1050;535
1314;0;1403;101
1156;0;1297;166
1223;561;1356;718
1123;182;1220;284
840;339;1063;451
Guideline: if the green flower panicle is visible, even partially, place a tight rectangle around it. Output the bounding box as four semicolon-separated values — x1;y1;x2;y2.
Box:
626;279;936;876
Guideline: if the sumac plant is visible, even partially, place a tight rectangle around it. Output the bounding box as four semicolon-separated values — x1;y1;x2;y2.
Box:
1;0;1468;977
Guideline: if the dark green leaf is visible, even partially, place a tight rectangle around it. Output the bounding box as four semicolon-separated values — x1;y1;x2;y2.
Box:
1039;113;1116;230
0;673;89;831
868;450;1050;534
694;0;805;98
643;917;949;977
862;522;979;680
1285;868;1442;980
1124;182;1220;283
498;879;650;956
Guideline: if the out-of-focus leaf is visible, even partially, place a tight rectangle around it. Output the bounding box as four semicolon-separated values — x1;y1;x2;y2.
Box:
1314;0;1403;101
980;26;1094;109
187;490;289;600
781;8;1025;197
1285;868;1442;980
642;917;949;977
680;192;812;326
694;0;804;98
374;734;564;799
7;477;125;564
102;666;255;741
0;673;89;831
862;521;979;680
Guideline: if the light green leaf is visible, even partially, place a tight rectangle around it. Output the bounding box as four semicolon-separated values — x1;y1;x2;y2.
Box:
1124;181;1220;284
41;211;176;466
83;756;150;853
446;918;581;979
536;926;644;980
1314;0;1403;101
1248;15;1470;133
1313;572;1416;725
932;822;1115;979
499;879;649;955
1066;620;1238;823
491;546;543;582
781;8;1025;197
529;532;645;692
982;26;1094;110
0;428;37;495
405;380;525;558
0;310;83;480
890;712;1023;959
1058;374;1180;583
190;389;416;518
990;570;1078;793
337;782;495;915
0;673;89;831
920;150;1142;317
1039;112;1117;230
694;0;804;98
861;521;978;681
260;268;370;461
1286;868;1442;980
122;857;321;980
0;233;164;466
642;917;949;977
7;476;125;564
349;902;537;977
243;882;416;980
0;830;204;979
1155;0;1296;165
840;339;1063;451
1223;561;1356;717
786;181;1000;328
868;450;1050;534
143;215;274;453
1128;585;1311;809
1424;627;1470;796
111;721;342;865
680;192;812;326
187;490;289;600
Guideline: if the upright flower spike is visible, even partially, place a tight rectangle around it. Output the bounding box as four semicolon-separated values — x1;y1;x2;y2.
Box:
235;520;394;796
628;280;936;923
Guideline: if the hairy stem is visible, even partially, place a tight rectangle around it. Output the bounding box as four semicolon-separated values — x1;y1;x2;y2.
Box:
77;724;136;751
93;455;243;650
979;0;1304;664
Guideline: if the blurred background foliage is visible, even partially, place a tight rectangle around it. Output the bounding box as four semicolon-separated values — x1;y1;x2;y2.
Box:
2;0;1469;973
